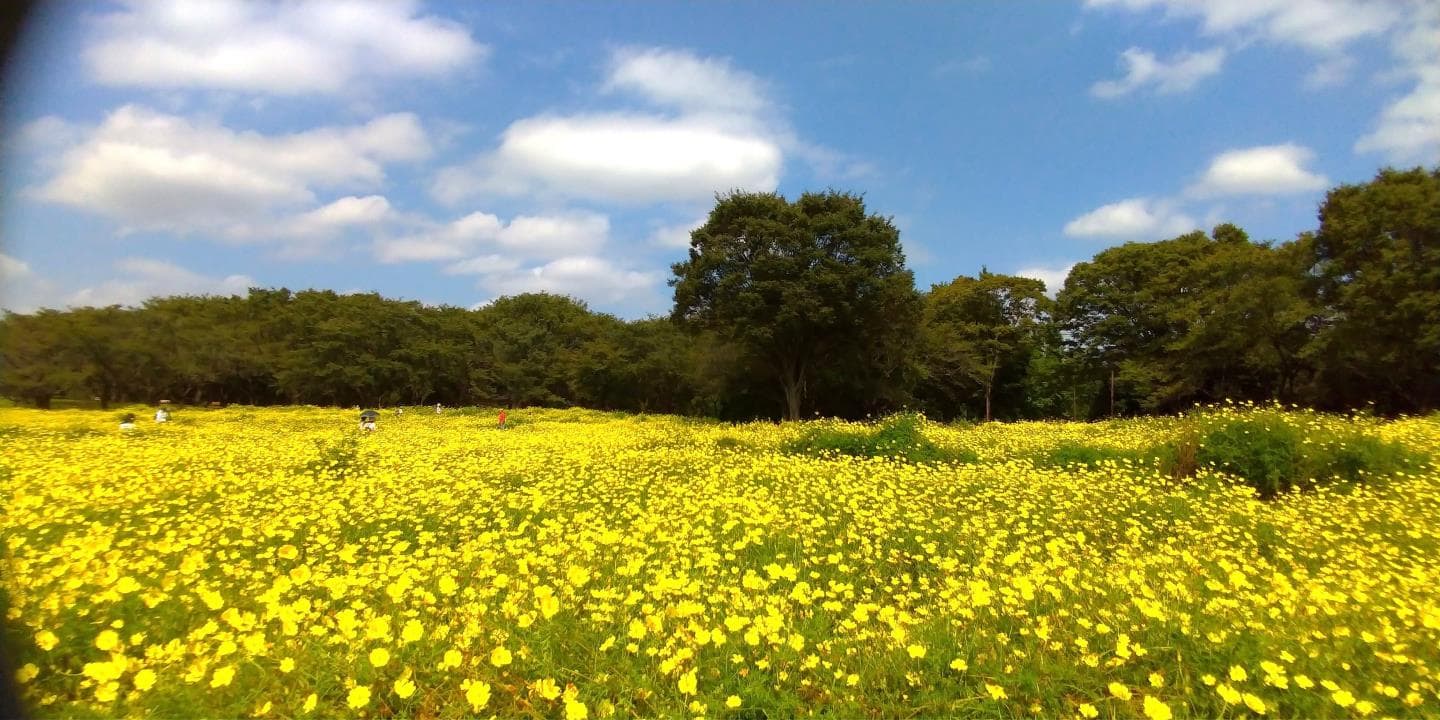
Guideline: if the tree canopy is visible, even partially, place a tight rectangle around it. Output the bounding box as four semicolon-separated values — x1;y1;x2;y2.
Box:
3;166;1437;419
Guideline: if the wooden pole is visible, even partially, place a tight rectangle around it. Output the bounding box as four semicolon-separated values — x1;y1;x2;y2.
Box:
1109;368;1115;418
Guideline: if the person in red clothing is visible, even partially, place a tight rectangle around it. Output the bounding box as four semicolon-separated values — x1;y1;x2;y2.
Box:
498;408;507;429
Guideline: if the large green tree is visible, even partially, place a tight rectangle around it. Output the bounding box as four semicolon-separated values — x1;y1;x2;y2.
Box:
1305;167;1440;413
671;191;920;420
918;271;1049;421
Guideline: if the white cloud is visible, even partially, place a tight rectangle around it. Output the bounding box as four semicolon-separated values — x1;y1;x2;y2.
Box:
497;213;609;257
478;256;663;304
444;254;522;276
1355;4;1440;164
65;258;255;309
1083;0;1434;164
85;0;485;95
432;113;782;205
934;56;992;77
1016;263;1077;297
1084;0;1401;52
649;215;709;249
0;253;31;281
377;211;607;264
1090;46;1226;97
376;211;503;263
1063;197;1198;240
288;195;394;235
33;105;427;240
433;46;801;206
0;254;58;313
1303;55;1355;89
1188;144;1329;196
604;46;768;115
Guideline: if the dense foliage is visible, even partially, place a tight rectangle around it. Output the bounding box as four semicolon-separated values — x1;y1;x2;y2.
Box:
2;167;1437;419
2;405;1437;717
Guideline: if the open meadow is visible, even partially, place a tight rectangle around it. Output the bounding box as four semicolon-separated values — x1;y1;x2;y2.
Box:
2;405;1439;718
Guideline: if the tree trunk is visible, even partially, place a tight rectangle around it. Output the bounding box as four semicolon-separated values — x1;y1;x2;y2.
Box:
782;378;802;421
778;354;806;421
984;384;992;423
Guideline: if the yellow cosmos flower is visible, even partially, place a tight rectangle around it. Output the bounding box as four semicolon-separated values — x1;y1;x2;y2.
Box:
1331;689;1356;707
393;676;416;699
347;685;371;709
401;620;424;643
490;646;513;667
132;668;156;691
565;698;589;720
1078;702;1099;718
678;669;698;695
465;680;491;712
1142;696;1172;720
369;648;390;668
726;695;742;709
16;664;39;684
1229;665;1247;682
535;678;561;700
94;630;120;652
906;644;926;659
302;693;318;713
985;683;1007;700
1108;682;1131;700
34;631;58;652
1242;693;1266;714
210;665;235;688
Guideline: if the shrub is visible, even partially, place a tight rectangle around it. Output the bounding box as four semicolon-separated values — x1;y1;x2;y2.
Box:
782;413;977;464
1033;442;1148;469
1195;419;1302;499
1193;416;1429;499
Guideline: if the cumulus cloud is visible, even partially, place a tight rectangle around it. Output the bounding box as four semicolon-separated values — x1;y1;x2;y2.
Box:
85;0;485;95
604;46;769;115
0;252;31;281
63;258;255;309
32;106;427;240
1303;55;1356;89
477;256;663;304
432;46;793;206
1091;46;1226;97
1355;4;1440;164
1188;144;1329;196
649;215;709;249
1083;0;1401;52
377;211;608;264
432;113;782;206
1063;197;1198;240
1084;0;1435;164
1015;263;1077;297
0;254;59;313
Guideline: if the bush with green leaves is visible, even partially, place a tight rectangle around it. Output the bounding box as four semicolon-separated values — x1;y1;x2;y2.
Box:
1192;412;1429;499
782;412;977;463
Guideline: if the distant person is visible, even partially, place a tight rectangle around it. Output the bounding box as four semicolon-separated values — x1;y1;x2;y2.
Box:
154;407;170;423
119;413;137;431
498;408;507;429
435;402;443;414
395;407;404;416
359;409;379;432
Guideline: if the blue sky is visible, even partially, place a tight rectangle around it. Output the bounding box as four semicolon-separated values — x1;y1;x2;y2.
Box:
1;0;1436;318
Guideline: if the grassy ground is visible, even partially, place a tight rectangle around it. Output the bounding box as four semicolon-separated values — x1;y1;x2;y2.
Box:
1;404;1438;718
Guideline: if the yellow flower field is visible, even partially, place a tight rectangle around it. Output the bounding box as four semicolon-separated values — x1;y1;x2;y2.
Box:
2;405;1439;718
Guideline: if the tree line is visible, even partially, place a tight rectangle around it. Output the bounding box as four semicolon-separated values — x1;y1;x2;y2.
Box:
2;166;1436;420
